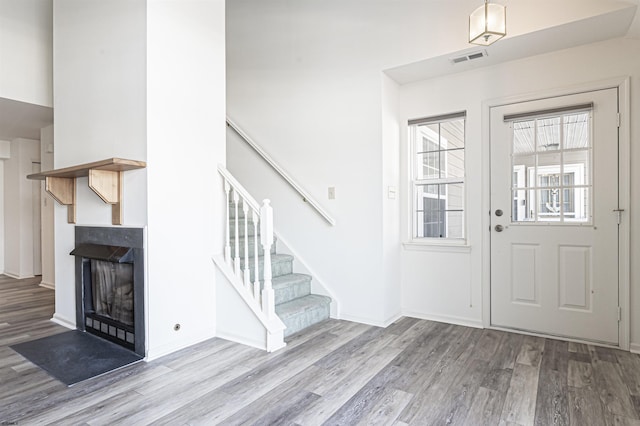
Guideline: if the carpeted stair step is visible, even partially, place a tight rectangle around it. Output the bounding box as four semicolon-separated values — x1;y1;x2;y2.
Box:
272;273;312;305
275;294;331;338
229;218;259;238
227;200;332;339
229;235;276;258
227;202;255;220
241;254;293;281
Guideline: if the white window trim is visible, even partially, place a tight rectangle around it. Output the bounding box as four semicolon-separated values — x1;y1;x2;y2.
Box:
406;113;467;246
402;240;471;252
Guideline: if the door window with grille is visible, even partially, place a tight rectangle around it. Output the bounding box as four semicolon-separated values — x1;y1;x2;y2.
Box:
509;107;592;224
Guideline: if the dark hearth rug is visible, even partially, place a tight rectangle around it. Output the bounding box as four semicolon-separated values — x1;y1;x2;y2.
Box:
10;330;142;386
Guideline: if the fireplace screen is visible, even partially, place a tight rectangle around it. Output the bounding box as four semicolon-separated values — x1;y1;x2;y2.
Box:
91;260;134;326
73;228;145;357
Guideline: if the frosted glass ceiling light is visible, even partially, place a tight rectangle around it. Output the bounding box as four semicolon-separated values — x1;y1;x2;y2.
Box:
469;0;506;46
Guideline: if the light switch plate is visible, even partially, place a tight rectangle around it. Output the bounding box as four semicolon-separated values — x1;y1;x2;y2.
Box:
328;187;335;199
387;186;397;199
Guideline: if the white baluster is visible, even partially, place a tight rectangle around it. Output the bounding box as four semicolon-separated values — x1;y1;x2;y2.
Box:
252;208;260;301
233;190;240;276
260;199;275;318
224;179;231;265
243;200;250;288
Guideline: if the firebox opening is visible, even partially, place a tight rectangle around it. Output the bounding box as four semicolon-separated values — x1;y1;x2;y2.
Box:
73;227;145;357
81;258;135;350
90;260;134;326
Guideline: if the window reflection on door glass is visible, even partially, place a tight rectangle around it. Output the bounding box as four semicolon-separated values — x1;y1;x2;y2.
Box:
510;109;592;224
537;117;561;151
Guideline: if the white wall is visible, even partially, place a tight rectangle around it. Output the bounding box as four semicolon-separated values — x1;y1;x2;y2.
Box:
215;268;270;350
399;38;640;344
3;138;40;278
0;0;52;107
39;124;54;288
0;140;7;273
226;0;634;327
381;74;402;322
226;1;400;326
146;0;226;360
52;0;148;329
52;0;227;358
53;0;227;359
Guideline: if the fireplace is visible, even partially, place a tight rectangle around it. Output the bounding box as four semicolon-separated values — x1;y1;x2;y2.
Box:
71;227;145;357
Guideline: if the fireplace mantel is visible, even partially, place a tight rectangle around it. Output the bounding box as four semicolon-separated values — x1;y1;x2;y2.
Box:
27;158;146;225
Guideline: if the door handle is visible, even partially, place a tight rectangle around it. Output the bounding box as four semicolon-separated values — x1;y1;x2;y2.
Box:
495;225;504;232
495;209;503;217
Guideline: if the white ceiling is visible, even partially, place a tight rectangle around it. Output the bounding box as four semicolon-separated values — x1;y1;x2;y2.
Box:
385;3;638;84
1;0;636;142
0;97;52;141
625;0;640;37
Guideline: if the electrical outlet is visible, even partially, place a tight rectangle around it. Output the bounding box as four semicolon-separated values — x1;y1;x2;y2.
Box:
328;187;335;199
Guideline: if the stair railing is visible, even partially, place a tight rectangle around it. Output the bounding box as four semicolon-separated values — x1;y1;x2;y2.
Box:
226;116;336;226
218;165;276;321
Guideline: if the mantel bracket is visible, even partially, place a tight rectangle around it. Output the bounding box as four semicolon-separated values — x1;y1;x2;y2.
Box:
89;169;124;225
27;158;145;226
45;176;76;223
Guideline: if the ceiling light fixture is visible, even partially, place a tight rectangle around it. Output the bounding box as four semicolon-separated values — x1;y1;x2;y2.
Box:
469;0;506;46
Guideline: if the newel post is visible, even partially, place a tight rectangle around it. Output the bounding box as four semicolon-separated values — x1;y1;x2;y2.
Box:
260;199;275;318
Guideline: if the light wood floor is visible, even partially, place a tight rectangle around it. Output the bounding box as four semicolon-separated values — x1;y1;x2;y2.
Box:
2;275;640;425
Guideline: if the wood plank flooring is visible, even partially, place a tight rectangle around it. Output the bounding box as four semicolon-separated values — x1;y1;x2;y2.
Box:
2;274;640;425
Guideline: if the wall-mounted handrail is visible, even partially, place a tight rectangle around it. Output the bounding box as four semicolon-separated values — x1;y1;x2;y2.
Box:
226;116;336;226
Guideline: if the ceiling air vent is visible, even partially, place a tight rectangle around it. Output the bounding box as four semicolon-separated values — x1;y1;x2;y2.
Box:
450;50;488;65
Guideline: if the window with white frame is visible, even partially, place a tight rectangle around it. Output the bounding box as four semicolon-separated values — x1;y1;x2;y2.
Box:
409;112;466;240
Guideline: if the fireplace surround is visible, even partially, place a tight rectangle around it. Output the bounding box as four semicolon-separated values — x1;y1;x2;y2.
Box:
72;226;145;357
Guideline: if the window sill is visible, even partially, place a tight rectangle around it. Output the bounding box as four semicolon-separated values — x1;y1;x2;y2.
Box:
402;240;471;253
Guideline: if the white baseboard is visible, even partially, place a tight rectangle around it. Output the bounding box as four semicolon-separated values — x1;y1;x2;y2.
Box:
216;330;266;351
39;281;55;290
51;313;76;329
382;312;404;327
630;343;640;354
145;330;216;362
338;312;402;328
4;271;35;280
402;310;484;329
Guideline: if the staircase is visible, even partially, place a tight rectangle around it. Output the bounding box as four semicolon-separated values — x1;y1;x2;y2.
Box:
230;202;331;338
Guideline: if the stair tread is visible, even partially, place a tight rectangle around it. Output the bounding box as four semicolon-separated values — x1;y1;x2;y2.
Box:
275;294;331;317
272;273;312;288
267;253;293;262
241;253;293;263
229;235;276;242
227;210;330;337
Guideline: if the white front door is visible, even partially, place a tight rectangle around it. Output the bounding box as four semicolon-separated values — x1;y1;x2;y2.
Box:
490;88;620;345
